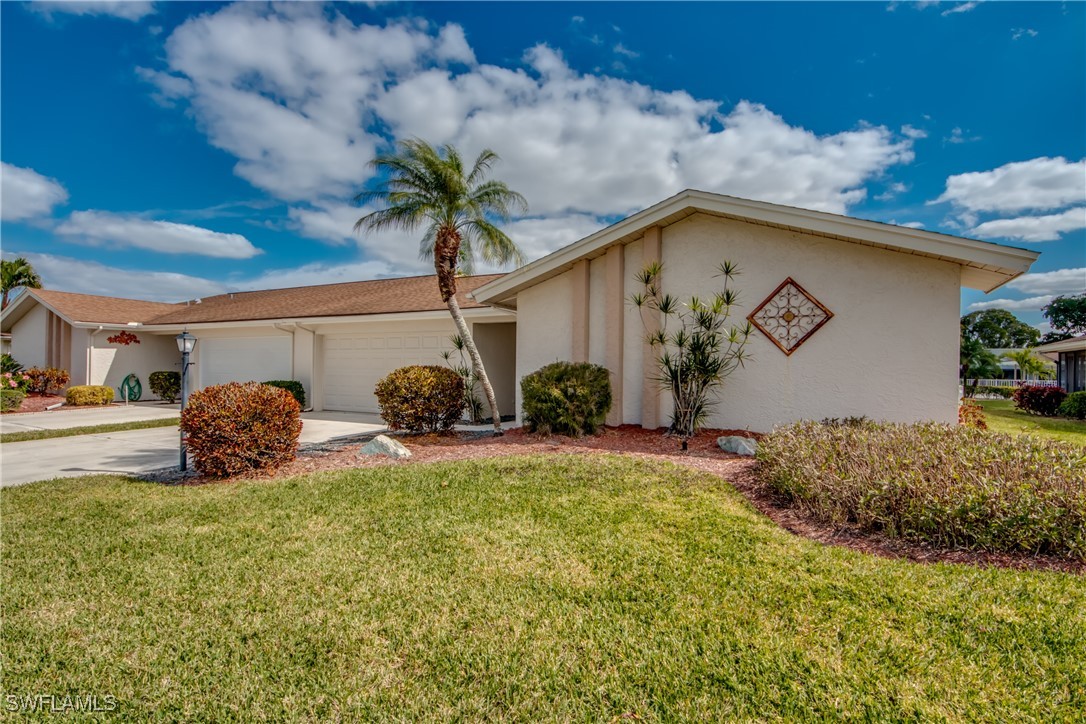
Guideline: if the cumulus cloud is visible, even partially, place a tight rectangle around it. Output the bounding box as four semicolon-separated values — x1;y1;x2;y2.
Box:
968;294;1055;312
941;2;979;16
1005;267;1086;296
56;210;262;258
936;157;1086;214
901;124;927;139
971;207;1086;242
30;1;155;21
1;162;69;221
233;260;399;291
11;252;227;302
144;4;916;219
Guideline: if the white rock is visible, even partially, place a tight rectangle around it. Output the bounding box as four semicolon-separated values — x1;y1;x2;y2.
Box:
717;435;757;457
358;434;412;459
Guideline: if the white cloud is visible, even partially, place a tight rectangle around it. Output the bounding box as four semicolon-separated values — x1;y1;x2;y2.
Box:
887;219;925;229
30;1;155;21
900;124;927;139
971;207;1086;242
941;2;979;16
233;260;398;291
875;181;909;200
1;162;69;221
10;252;227;302
1011;28;1038;40
146;4;916;218
935;157;1086;214
56;210;262;259
613;43;639;59
968;295;1054;312
943;126;981;144
1005;268;1086;296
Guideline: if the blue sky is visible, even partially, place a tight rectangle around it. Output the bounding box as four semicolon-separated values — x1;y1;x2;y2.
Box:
1;1;1083;331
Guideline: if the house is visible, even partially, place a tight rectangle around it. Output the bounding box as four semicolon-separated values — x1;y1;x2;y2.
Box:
2;190;1040;429
0;275;517;415
471;190;1039;431
1034;335;1086;393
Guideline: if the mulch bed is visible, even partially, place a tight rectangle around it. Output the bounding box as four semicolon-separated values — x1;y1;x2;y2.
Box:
2;393;67;414
154;424;1081;575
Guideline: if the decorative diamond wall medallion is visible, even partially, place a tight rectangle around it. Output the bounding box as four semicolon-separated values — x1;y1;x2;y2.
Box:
748;278;833;356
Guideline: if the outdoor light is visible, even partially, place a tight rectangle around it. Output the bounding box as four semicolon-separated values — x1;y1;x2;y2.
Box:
176;331;197;471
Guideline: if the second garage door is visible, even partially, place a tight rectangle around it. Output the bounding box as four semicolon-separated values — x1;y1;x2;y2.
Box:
321;332;446;412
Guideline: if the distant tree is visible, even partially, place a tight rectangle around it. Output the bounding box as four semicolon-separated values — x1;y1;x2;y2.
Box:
1001;349;1054;382
960;309;1040;348
1;257;42;310
960;336;1002;397
1040;294;1086;344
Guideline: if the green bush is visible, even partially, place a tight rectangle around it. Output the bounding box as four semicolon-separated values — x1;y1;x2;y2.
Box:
24;367;70;395
180;382;302;478
149;371;181;403
972;385;1014;399
263;380;306;408
374;366;464;433
1;353;23;374
1;388;25;412
1058;391;1086;420
521;362;613;436
758;420;1086;559
65;385;114;406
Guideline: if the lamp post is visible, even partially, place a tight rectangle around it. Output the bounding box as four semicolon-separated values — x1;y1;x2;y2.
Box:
176;331;197;471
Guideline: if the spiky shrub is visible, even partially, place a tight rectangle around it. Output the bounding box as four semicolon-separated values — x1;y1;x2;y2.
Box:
180;382;302;478
148;371;181;403
263;380;306;409
1013;385;1067;417
1;353;23;374
65;385;114;406
521;362;612;436
0;388;24;412
1058;391;1086;420
441;335;485;424
957;400;987;429
758;421;1086;559
24;367;70;395
374;365;464;433
631;261;751;448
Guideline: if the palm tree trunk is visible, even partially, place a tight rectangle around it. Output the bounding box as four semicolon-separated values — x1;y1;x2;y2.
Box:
446;293;503;435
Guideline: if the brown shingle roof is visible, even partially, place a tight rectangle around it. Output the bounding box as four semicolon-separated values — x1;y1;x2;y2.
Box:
31;290;182;325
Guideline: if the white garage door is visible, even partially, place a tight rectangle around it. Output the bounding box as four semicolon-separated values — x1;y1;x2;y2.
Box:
199;337;292;388
322;332;445;412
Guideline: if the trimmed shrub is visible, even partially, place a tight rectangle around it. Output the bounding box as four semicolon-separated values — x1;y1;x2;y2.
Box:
521;362;612;436
24;367;70;395
958;400;987;429
1058;391;1086;420
1013;384;1067;417
1;388;25;413
65;385;114;406
180;382;302;478
758;421;1086;559
2;371;31;391
973;385;1014;399
374;366;464;433
149;371;181;403
1;353;23;374
263;380;306;409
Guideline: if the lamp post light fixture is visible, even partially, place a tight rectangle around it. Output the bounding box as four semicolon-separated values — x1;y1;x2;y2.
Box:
176;331;197;471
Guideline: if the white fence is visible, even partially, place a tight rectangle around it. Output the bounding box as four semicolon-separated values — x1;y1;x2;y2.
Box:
967;378;1059;388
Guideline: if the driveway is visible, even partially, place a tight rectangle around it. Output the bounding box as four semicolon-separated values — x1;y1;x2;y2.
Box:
0;410;388;488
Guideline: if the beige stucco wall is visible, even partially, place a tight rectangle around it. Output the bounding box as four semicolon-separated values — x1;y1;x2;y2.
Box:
88;332;180;400
471;321;517;417
10;304;49;369
515;213;961;431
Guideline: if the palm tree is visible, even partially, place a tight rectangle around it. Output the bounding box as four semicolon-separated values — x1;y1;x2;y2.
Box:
1002;349;1054;382
960;336;1002;397
1;257;42;310
354;140;526;434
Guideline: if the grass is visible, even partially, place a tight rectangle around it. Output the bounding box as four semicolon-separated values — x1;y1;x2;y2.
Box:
3;456;1085;721
977;399;1086;444
0;417;179;443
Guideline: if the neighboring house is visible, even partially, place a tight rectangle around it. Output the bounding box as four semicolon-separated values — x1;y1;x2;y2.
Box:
0;332;11;356
989;348;1057;381
471;189;1039;431
0;275;516;415
1035;335;1086;393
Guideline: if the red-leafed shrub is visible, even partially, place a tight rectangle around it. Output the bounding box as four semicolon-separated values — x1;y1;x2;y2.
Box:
375;365;464;433
958;400;987;429
180;382;302;478
24;367;70;394
1012;385;1067;417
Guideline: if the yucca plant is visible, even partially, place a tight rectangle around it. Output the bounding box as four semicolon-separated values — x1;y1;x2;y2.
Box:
441;334;486;424
631;260;752;449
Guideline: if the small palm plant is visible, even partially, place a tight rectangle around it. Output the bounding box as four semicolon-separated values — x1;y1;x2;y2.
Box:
631;261;752;449
441;334;486;424
1002;348;1055;382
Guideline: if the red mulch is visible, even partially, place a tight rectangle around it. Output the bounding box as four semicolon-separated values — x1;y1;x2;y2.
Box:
2;393;67;414
170;425;1081;575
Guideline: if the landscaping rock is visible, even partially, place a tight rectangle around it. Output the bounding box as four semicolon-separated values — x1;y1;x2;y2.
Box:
358;434;412;459
717;435;757;457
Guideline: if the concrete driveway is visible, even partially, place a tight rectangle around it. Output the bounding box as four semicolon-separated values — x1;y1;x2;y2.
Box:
0;408;387;487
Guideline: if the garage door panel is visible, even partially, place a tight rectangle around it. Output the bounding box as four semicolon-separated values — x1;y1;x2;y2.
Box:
199;337;292;389
321;332;448;413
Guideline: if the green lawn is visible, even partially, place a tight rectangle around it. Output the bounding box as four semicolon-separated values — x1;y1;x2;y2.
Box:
0;417;180;443
977;399;1086;444
3;455;1084;721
